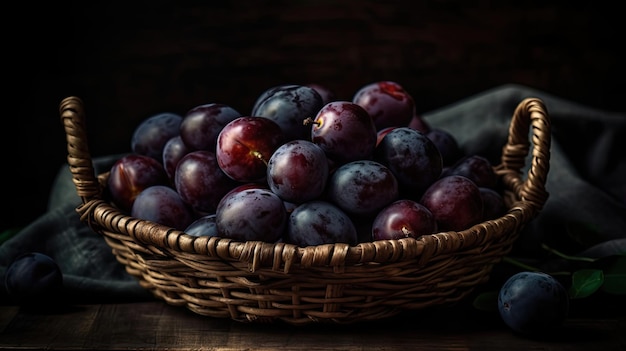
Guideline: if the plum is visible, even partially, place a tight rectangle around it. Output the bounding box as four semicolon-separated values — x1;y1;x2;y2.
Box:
4;252;63;307
215;185;286;243
444;155;498;189
267;140;329;204
306;83;337;105
251;84;324;141
375;126;443;197
372;199;437;240
420;175;483;231
307;101;378;165
174;150;238;216
131;112;183;161
480;187;507;220
408;113;431;133
328;160;399;216
375;126;398;147
426;128;463;167
179;103;242;151
286;200;357;247
352;81;416;130
107;154;169;212
162;135;192;183
131;185;195;230
216;116;285;183
185;214;218;237
498;271;570;336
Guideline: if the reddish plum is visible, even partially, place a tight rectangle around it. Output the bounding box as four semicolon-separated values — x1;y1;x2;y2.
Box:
107;154;169;212
444;155;498;189
162;135;191;183
376;126;398;147
175;150;239;216
307;101;377;164
372;199;438;241
480;187;507;220
267;140;329;203
408;113;431;133
216;116;285;183
285;200;358;247
352;81;415;130
420;175;483;231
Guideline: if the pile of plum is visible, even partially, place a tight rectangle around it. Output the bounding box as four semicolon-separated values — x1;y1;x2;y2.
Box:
107;81;506;246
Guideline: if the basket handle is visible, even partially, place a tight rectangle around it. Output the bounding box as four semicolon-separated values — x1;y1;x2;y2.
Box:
59;96;101;204
497;97;551;213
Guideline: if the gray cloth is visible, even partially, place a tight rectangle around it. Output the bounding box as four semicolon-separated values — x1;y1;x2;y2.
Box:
1;84;625;303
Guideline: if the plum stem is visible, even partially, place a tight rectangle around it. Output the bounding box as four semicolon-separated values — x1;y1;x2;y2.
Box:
401;226;413;237
303;117;319;126
251;150;268;166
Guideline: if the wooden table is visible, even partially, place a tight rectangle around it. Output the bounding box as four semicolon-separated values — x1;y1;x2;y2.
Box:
1;300;624;350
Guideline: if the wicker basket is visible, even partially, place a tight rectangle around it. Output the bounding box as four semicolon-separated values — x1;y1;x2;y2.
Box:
59;96;551;325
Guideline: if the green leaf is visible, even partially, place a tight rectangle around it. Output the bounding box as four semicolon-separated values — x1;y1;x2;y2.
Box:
601;255;626;295
569;269;604;299
472;291;499;312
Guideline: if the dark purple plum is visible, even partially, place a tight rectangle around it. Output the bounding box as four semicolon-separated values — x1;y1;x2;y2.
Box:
285;200;358;247
372;199;438;241
215;186;286;243
216;116;285;183
376;126;398;147
480;187;507;220
131;185;195;230
307;83;337;105
251;84;324;141
175;150;239;216
131;112;183;161
328;160;399;216
251;84;292;114
107;154;169;212
375;127;443;197
307;101;377;164
444;155;498;189
162;135;192;183
4;252;63;307
352;81;415;130
179;103;242;151
426;128;463;167
185;214;218;237
267;140;329;203
498;271;569;336
408;113;431;133
420;175;483;231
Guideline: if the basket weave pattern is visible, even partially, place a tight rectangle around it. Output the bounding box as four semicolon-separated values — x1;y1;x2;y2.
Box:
59;97;551;325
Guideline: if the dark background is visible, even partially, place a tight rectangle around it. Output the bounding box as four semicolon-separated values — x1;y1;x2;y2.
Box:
3;1;625;232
